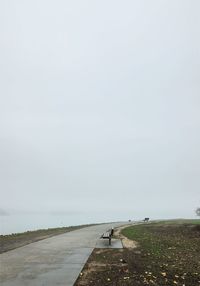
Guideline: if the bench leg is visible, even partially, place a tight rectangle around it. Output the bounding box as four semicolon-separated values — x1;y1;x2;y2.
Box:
109;237;111;245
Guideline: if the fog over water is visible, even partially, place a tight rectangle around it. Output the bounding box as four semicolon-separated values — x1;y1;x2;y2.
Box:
0;1;200;234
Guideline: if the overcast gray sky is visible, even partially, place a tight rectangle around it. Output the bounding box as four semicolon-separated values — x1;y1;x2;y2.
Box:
0;0;200;221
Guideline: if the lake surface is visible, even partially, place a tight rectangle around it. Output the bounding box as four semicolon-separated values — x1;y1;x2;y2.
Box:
0;214;100;235
1;213;189;235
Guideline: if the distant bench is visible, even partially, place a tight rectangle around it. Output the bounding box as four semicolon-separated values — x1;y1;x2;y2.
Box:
101;228;114;245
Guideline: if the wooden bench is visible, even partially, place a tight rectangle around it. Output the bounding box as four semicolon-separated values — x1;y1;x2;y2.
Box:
101;228;114;245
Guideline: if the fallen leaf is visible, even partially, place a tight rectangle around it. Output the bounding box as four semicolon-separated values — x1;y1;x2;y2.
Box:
161;272;167;277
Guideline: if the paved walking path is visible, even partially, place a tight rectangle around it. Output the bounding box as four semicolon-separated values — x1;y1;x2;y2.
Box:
0;222;128;286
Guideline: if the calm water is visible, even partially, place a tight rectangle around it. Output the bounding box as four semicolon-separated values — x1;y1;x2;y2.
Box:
1;213;188;235
0;214;99;235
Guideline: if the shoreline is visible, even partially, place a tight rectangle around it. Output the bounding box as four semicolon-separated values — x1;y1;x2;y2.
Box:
0;224;96;254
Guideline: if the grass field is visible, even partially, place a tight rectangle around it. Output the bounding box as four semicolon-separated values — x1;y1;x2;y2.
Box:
75;220;200;286
153;219;200;225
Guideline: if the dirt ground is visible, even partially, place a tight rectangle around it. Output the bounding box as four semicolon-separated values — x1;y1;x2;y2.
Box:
114;224;139;249
75;222;200;286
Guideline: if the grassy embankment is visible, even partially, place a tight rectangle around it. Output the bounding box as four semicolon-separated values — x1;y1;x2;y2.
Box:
0;224;96;254
75;219;200;286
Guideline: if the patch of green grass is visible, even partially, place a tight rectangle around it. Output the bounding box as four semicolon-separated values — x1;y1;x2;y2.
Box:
121;221;200;285
122;220;200;255
151;219;200;225
122;225;167;257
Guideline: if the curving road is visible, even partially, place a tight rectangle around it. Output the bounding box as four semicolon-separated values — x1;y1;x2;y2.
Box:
0;222;129;286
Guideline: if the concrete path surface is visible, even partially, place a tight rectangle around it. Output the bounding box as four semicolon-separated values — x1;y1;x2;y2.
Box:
0;222;129;286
